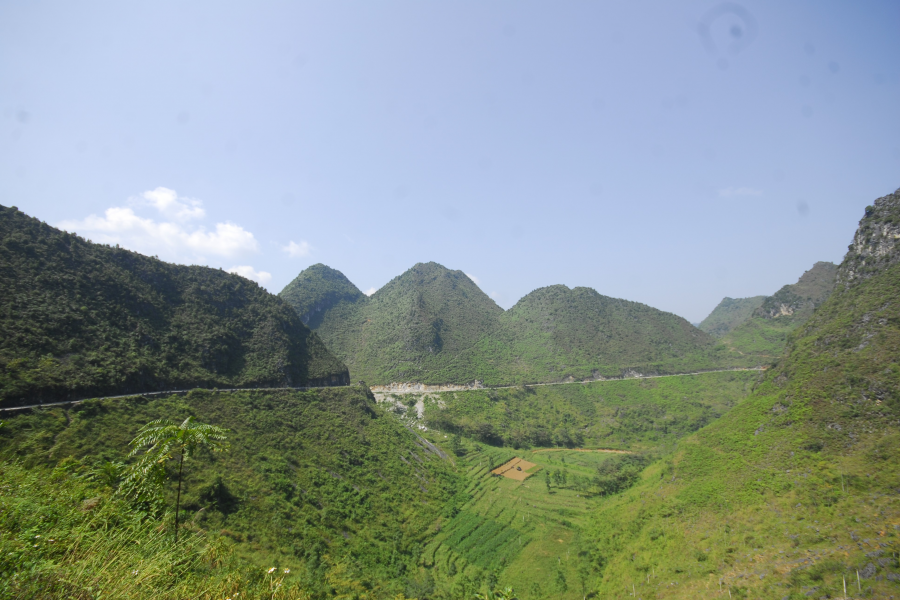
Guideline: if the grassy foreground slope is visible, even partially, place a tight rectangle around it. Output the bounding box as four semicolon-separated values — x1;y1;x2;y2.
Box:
716;261;838;361
281;263;730;386
1;386;461;598
0;205;348;408
586;190;900;599
0;460;315;600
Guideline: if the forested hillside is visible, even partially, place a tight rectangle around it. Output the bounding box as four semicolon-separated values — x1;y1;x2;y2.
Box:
585;189;900;598
0;205;348;408
281;262;505;384
488;285;719;382
281;263;728;386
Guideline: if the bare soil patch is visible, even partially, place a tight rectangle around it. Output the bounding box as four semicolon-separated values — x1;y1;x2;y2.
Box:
491;457;538;481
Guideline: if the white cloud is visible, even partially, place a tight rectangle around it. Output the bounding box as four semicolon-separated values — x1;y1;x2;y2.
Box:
57;188;260;263
133;187;205;221
718;187;763;198
227;265;272;285
465;273;480;285
282;240;312;258
364;287;377;296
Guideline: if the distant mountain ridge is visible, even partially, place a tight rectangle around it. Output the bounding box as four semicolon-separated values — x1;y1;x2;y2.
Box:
0;205;348;407
698;296;766;338
280;262;724;386
714;261;838;359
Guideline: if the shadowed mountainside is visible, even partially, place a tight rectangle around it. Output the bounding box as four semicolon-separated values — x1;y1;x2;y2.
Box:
0;204;348;407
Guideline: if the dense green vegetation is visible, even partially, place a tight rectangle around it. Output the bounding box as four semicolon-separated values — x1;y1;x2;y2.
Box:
0;386;462;597
582;200;900;598
281;262;739;386
354;371;755;598
0;204;348;408
418;445;627;599
480;285;727;383
308;262;504;386
416;371;757;450
698;296;765;338
0;459;315;599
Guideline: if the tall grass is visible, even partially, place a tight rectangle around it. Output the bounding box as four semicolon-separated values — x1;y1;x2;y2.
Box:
0;460;311;599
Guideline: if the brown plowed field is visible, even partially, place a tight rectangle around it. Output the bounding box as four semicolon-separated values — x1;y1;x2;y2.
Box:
491;457;538;481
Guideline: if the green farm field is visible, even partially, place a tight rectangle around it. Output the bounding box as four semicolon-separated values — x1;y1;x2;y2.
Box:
394;370;764;598
417;443;623;599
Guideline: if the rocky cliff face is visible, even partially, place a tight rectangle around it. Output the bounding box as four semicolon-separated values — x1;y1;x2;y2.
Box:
753;261;837;319
836;188;900;287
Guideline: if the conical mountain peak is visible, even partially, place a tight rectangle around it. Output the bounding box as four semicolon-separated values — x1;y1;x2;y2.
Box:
279;264;366;328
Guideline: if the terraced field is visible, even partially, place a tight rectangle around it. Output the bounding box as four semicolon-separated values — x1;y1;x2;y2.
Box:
421;444;621;599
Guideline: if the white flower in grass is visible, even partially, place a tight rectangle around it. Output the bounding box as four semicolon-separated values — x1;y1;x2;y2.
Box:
267;567;276;574
284;568;290;574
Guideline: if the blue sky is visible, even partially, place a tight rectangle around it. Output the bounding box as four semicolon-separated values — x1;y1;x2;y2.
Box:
2;1;898;322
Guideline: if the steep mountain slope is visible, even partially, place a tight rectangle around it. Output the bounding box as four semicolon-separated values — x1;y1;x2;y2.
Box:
585;188;900;599
279;263;366;329
281;262;505;384
0;204;348;407
282;265;726;386
717;261;838;360
698;296;766;338
0;386;462;597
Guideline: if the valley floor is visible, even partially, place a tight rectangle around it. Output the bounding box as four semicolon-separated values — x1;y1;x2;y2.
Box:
419;444;615;599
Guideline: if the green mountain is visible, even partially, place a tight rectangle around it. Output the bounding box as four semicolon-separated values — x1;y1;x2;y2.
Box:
585;188;900;598
0;204;348;408
279;263;366;329
490;285;718;382
698;296;766;338
1;386;462;598
281;262;505;384
280;264;722;386
716;261;838;360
